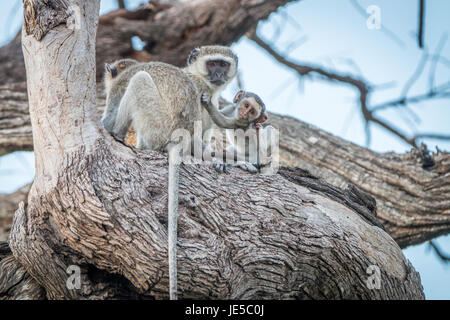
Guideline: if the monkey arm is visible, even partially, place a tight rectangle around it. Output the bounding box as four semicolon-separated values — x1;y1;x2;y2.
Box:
219;104;237;115
201;93;249;129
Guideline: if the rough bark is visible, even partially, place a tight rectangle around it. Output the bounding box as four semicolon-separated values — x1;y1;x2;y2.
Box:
0;83;32;156
0;0;424;300
0;184;31;242
268;114;450;248
0;242;45;300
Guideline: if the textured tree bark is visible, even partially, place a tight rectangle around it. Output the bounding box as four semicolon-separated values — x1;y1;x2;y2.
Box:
0;0;425;300
268;114;450;248
0;184;30;242
0;242;45;300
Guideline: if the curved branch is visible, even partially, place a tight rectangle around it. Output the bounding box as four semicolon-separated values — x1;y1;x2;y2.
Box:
1;85;449;249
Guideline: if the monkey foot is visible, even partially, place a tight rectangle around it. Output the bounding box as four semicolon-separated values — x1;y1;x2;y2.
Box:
210;158;228;174
232;161;258;173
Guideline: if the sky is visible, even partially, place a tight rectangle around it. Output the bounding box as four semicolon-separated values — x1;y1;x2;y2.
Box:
0;0;449;299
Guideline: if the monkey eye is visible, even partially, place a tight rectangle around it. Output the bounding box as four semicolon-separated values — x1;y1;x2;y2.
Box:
250;110;255;115
245;103;249;108
220;61;229;68
207;61;215;67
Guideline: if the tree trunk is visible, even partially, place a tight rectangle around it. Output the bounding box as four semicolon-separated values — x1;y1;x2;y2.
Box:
0;0;424;300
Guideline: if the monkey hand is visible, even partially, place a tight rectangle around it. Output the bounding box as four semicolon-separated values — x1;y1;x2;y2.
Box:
233;161;258;174
201;92;212;105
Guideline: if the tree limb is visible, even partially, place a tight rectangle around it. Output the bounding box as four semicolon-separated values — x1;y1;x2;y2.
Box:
418;0;425;48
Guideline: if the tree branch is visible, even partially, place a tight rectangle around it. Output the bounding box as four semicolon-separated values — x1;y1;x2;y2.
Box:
248;29;450;149
418;0;425;48
428;240;450;263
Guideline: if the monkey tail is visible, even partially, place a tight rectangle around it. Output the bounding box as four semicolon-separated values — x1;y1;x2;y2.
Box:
168;144;181;300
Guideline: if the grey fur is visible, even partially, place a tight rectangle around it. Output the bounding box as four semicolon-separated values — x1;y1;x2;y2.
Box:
102;58;140;132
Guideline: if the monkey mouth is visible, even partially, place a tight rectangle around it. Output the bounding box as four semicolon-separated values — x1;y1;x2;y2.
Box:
211;79;226;86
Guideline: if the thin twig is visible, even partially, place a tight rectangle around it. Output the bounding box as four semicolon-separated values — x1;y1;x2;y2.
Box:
401;49;429;99
428;241;450;263
428;33;448;92
418;0;425;48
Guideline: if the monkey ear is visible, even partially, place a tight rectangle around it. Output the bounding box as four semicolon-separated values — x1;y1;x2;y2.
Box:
233;90;246;103
255;113;268;124
260;113;268;123
187;48;201;66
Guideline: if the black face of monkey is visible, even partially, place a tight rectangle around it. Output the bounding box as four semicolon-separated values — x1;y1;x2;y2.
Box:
206;60;231;86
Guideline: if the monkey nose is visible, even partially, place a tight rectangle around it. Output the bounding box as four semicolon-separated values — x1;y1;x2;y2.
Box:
239;109;248;118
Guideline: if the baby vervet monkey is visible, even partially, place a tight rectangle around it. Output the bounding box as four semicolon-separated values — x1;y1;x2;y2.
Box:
201;90;266;129
201;90;276;173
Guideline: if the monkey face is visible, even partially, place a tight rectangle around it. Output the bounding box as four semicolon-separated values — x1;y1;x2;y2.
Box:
206;60;231;86
237;97;263;122
105;63;118;78
106;59;139;79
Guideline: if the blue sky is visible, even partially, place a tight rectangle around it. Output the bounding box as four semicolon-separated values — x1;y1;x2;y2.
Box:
0;0;449;299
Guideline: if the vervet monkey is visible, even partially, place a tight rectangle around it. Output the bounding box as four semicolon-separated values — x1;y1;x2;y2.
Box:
104;59;140;100
101;46;239;300
103;59;140;145
202;90;273;172
201;90;265;129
